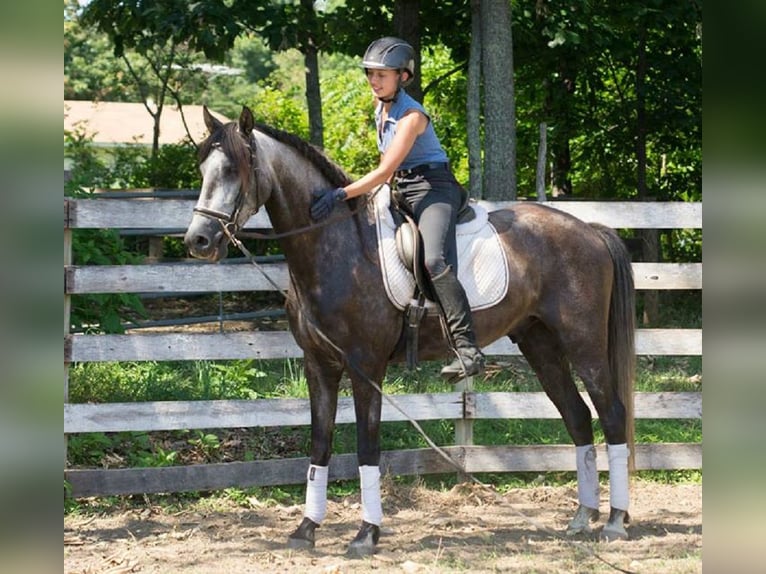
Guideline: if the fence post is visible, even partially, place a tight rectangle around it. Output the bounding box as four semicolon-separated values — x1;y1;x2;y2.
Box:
64;200;72;472
454;375;474;482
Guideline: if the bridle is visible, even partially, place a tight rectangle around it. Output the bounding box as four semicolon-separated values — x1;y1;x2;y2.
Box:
192;139;255;235
192;133;378;242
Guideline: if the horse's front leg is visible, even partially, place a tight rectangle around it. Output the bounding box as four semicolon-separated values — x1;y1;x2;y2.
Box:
346;358;386;557
288;352;342;550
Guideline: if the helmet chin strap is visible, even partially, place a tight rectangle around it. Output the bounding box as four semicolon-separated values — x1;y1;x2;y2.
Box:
377;86;401;104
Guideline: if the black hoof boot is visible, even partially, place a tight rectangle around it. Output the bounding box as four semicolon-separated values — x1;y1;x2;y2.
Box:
601;508;630;541
287;517;319;549
347;521;380;557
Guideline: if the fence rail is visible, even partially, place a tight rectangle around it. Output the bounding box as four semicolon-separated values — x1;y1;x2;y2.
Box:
64;196;702;497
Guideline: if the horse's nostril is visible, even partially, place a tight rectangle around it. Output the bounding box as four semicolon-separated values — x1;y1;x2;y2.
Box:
185;233;210;254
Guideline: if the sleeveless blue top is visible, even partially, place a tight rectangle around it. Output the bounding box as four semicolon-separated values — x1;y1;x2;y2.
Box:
375;90;448;170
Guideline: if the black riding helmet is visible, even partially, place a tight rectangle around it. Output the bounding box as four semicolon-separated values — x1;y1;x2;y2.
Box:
360;36;415;87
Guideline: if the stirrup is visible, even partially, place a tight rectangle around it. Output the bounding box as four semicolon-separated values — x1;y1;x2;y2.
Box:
440;349;485;380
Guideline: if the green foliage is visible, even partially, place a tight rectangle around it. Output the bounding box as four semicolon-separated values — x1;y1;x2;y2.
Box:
320;65;379;177
244;83;310;140
65;127;199;333
68;360;268;403
65;130;148;331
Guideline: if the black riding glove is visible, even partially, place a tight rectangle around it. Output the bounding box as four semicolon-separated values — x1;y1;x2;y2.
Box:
310;187;347;221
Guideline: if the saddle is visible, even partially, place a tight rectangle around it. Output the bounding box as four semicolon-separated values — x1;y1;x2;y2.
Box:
373;185;508;369
391;186;476;303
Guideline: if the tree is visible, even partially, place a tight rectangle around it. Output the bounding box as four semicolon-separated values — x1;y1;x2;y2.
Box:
466;0;482;198
480;0;516;200
81;0;240;160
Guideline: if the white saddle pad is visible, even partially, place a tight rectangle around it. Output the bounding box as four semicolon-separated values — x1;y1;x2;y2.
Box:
372;185;509;311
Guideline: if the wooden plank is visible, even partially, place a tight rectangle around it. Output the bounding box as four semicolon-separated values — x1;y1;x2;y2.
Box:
69;199;271;230
65;393;465;433
482;329;701;356
480;200;702;229
66;331;302;362
69;198;702;230
67;328;702;363
64;391;700;434
65;442;701;497
474;392;701;420
634;329;702;355
65;261;700;294
631;263;702;290
66;262;290;294
65;449;460;497
461;443;702;473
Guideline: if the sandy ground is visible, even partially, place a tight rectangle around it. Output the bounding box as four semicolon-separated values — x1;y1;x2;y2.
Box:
64;479;701;573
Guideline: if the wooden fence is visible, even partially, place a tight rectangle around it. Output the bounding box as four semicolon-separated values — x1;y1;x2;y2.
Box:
64;196;702;497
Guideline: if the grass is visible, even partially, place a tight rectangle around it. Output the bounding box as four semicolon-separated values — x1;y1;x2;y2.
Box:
65;349;702;515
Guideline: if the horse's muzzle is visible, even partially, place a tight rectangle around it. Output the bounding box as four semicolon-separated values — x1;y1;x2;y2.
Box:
184;218;229;261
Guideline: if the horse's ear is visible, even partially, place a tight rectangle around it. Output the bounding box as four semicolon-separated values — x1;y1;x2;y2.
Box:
239;106;255;137
203;106;223;134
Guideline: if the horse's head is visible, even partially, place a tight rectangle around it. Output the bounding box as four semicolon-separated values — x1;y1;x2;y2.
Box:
184;106;270;261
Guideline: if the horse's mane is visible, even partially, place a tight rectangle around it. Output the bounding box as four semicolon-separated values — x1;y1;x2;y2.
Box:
199;121;353;190
252;122;352;188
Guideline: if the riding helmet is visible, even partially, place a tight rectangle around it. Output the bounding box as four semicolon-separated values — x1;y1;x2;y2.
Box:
360;37;415;85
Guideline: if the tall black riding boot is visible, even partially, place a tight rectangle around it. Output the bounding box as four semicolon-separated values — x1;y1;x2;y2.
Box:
430;267;485;380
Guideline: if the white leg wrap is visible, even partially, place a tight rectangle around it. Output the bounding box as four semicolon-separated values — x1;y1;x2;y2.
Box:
575;444;600;509
607;443;630;511
304;464;329;524
359;465;383;526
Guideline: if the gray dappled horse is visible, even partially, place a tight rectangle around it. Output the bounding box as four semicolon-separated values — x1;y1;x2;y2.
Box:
184;106;636;555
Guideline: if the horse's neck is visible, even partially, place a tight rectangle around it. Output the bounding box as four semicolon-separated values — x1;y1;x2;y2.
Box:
253;132;376;279
254;133;319;234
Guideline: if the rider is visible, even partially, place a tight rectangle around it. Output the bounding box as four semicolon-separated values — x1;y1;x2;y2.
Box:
309;36;484;380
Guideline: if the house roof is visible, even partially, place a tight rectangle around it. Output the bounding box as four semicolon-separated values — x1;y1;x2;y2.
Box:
64;100;230;146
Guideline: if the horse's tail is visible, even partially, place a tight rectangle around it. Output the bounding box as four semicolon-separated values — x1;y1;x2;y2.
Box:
592;223;636;471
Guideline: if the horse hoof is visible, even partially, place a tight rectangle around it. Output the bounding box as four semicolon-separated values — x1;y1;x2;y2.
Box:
346;521;380;558
600;508;629;541
566;504;600;536
287;517;318;550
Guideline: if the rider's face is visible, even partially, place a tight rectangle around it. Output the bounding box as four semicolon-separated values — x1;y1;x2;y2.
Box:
366;68;401;100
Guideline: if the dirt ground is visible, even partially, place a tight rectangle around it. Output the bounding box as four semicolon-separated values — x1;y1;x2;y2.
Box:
64;480;701;573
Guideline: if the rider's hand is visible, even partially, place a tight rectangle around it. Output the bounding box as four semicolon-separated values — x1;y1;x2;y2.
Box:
310;187;347;221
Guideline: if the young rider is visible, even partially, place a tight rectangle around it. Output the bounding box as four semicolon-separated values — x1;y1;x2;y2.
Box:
309;36;484;380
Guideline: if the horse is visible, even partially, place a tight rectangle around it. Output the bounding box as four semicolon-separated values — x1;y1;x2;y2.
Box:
184;106;636;554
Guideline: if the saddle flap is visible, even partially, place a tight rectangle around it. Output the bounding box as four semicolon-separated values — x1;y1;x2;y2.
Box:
394;210;435;301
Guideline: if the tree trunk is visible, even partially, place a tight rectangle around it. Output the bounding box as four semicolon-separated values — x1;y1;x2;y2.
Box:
480;0;516;200
536;123;548;201
547;58;576;197
393;0;422;102
301;0;323;148
467;0;482;198
635;22;659;325
304;39;324;148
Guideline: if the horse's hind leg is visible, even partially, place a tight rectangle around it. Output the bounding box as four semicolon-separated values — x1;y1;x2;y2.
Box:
515;323;601;535
567;339;630;541
288;352;343;550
